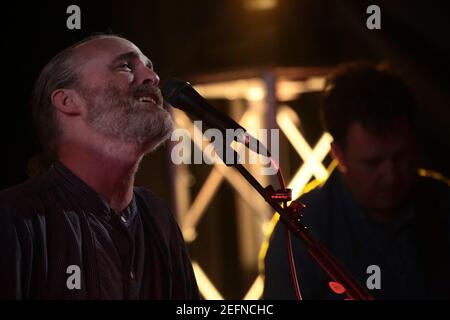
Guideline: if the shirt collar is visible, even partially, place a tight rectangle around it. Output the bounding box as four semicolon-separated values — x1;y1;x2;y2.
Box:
49;160;137;219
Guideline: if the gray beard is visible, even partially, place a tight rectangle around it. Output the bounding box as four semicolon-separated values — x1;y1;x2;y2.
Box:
81;83;173;153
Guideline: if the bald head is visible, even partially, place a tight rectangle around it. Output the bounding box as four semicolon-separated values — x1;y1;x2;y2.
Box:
62;36;152;89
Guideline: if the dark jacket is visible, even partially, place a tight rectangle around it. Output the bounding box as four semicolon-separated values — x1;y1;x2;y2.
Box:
0;162;199;299
264;170;450;299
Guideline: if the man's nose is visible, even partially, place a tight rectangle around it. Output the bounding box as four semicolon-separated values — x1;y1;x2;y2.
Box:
139;65;160;86
381;158;398;185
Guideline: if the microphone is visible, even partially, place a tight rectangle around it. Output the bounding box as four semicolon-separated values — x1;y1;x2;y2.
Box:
161;78;245;133
161;78;270;157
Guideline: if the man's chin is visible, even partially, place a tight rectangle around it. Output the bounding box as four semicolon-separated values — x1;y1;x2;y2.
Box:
140;130;172;154
370;196;407;213
139;115;173;153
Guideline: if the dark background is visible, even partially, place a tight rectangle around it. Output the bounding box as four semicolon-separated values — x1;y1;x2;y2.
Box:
2;0;450;194
1;0;450;298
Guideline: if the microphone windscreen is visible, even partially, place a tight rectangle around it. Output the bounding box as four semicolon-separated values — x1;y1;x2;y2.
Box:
161;78;192;106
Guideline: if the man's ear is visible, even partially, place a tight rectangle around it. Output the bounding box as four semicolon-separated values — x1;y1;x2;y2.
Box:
331;142;347;173
51;89;84;116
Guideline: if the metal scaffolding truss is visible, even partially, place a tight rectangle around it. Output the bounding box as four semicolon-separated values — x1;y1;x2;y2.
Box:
168;67;334;299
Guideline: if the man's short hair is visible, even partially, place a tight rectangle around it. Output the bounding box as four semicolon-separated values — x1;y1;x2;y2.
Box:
320;61;417;147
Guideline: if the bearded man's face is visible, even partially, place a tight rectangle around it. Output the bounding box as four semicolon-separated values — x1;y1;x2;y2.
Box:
82;81;172;152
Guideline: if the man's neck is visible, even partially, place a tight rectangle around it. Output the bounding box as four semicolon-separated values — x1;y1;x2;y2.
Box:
58;141;144;212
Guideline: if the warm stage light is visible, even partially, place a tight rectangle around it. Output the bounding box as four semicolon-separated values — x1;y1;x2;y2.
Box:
171;71;331;299
244;0;278;11
192;262;224;300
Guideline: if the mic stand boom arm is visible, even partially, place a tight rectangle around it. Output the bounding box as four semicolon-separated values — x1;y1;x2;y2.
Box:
230;161;373;300
161;78;371;299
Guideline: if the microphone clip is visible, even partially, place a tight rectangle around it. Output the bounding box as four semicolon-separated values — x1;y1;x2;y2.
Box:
263;185;292;202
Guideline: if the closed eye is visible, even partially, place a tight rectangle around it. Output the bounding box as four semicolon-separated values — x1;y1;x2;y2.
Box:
118;62;133;71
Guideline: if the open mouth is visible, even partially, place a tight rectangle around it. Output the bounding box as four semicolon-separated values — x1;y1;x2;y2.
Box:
138;96;157;104
133;86;162;106
136;92;162;106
